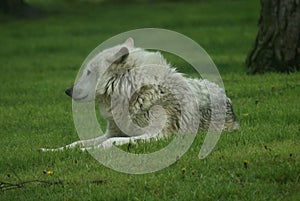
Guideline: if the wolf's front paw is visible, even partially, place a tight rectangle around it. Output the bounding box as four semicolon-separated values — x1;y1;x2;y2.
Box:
39;147;65;152
39;148;56;152
39;148;48;152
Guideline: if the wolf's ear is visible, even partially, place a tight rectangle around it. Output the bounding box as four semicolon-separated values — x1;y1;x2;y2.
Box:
124;37;134;48
113;47;129;64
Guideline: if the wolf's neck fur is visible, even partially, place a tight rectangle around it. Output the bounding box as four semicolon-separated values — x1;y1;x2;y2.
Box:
97;48;170;96
128;48;168;67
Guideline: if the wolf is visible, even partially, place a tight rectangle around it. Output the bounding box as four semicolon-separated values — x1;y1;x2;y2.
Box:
41;38;239;151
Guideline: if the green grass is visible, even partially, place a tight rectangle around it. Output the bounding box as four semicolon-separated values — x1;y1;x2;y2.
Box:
0;0;300;200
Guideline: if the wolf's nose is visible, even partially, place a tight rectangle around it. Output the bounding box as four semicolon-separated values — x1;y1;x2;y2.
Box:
65;86;73;97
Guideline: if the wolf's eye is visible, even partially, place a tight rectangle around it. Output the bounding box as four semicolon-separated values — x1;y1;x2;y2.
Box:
87;70;91;76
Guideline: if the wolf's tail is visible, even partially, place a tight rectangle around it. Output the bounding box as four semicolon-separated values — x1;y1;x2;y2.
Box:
224;98;240;131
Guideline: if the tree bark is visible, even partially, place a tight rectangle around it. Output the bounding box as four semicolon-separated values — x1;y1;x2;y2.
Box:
246;0;300;74
0;0;29;15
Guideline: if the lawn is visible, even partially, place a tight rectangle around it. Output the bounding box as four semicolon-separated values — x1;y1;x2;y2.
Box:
0;0;299;200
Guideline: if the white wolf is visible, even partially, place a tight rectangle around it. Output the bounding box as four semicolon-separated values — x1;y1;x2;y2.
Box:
42;38;239;151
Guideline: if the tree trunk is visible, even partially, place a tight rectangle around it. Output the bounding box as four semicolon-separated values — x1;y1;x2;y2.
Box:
0;0;9;12
246;0;300;74
0;0;30;15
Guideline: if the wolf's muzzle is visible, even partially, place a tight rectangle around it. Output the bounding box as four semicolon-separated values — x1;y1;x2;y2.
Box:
65;85;73;97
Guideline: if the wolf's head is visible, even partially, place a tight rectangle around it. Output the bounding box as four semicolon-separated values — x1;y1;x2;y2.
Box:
65;38;135;101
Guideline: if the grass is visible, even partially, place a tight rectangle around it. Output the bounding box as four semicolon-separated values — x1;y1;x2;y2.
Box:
0;0;300;200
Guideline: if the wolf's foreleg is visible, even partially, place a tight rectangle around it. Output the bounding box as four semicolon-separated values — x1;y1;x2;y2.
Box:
98;133;164;149
40;134;109;152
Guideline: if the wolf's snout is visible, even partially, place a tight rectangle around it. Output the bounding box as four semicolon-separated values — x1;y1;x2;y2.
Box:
65;86;73;97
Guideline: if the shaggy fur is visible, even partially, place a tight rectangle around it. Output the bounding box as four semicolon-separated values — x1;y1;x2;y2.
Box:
42;38;239;151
